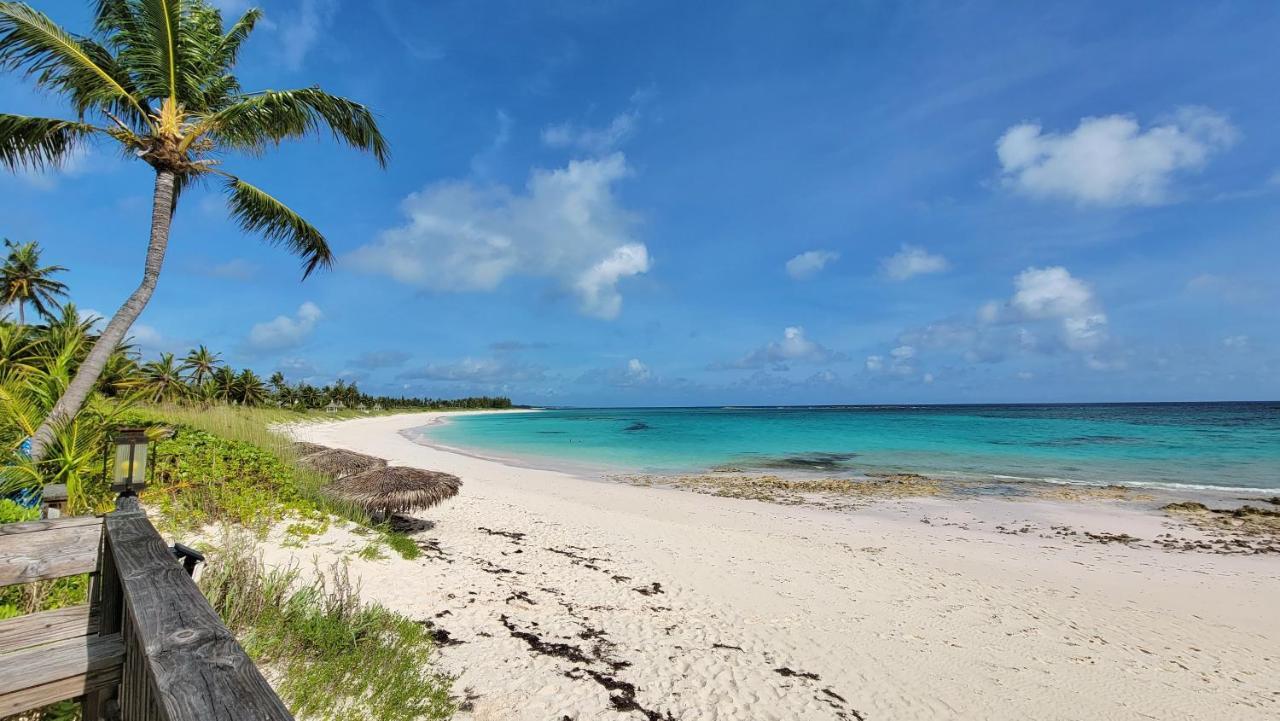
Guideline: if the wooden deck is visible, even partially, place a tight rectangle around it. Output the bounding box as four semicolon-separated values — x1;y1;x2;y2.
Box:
0;502;292;720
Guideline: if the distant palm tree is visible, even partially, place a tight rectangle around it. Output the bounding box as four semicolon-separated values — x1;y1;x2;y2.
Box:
1;239;67;325
235;368;267;405
0;1;388;461
140;352;187;403
209;365;237;403
181;344;221;386
97;349;142;398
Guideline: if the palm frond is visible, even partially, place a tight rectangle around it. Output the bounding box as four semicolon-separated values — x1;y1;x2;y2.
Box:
223;176;333;278
219;7;261;68
0;2;150;125
0;113;99;171
138;0;180;101
192;87;389;165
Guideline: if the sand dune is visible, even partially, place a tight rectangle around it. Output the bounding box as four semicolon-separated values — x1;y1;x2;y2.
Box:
274;411;1279;720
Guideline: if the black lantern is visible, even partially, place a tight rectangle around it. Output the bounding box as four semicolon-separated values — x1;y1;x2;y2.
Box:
106;428;152;498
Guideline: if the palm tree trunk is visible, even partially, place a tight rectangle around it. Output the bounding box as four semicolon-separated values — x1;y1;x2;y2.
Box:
28;169;177;462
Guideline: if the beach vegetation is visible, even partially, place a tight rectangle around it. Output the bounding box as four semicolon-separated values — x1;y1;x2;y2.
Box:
1;239;67;326
0;0;389;463
199;533;455;721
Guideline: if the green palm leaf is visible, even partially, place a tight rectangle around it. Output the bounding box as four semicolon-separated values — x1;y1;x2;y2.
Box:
0;113;98;171
193;87;389;165
224;176;333;278
0;1;150;125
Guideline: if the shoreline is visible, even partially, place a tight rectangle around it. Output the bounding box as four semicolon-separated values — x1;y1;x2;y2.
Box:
402;410;1279;503
277;411;1280;720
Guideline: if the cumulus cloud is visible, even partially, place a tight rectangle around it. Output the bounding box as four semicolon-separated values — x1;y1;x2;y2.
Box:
245;302;322;353
715;326;846;370
873;266;1115;376
785;250;839;280
997;107;1238;205
1006;266;1108;351
348;154;649;319
880;245;949;281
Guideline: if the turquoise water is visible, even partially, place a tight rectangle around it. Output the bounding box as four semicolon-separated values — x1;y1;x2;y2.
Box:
417;404;1280;492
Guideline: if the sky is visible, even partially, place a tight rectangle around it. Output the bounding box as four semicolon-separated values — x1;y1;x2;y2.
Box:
3;0;1279;406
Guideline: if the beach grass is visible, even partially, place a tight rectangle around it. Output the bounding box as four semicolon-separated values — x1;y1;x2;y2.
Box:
130;404;424;558
199;532;454;721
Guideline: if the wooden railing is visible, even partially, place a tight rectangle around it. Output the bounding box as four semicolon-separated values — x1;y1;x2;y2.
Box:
0;500;292;720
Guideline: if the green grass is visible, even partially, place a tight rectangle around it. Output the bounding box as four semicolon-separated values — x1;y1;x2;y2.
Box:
199;533;454;721
125;404;423;559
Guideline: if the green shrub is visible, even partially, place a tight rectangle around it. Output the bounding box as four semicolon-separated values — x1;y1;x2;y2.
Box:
199;534;454;721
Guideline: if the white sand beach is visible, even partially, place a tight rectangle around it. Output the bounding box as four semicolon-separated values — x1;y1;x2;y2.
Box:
276;411;1279;721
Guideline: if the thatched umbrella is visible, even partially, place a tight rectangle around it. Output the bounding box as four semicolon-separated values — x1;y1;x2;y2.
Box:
326;466;461;520
297;448;387;479
292;441;330;457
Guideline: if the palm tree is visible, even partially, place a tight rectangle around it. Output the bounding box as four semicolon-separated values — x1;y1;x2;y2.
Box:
1;239;68;325
234;368;267;405
209;364;236;403
181;344;220;386
0;1;389;461
139;351;187;403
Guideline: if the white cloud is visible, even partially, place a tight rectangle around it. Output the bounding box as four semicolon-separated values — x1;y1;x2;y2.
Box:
717;326;846;370
626;358;651;381
785;250;839;280
1222;335;1250;350
348;153;650;320
542;112;637;154
1007;266;1107;351
997;107;1238;205
246;302;322;352
574;244;651;319
922;372;935;384
880;244;949;281
875;266;1114;375
541;87;654;154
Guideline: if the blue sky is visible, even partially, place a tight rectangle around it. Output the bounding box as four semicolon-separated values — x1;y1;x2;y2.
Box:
4;0;1279;405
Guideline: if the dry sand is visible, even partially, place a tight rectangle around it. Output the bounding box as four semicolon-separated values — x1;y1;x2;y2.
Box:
273;411;1279;721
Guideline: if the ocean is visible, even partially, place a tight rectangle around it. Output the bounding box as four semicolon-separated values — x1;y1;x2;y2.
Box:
414;403;1280;493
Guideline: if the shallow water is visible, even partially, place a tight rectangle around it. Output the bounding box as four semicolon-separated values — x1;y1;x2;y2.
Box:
416;403;1280;492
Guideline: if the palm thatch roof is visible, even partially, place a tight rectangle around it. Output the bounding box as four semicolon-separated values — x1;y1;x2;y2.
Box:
292;441;330;457
296;448;387;479
326;466;461;517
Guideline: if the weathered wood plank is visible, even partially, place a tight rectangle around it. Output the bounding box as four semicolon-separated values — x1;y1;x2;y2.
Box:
0;605;96;650
0;633;123;699
0;661;122;717
106;513;293;721
0;518;103;586
0;516;103;535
